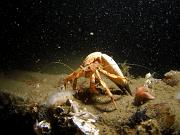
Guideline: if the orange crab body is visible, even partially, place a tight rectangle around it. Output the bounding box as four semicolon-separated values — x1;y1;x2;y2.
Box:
64;52;132;109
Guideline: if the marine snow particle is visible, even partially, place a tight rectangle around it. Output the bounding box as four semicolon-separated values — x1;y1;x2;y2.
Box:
90;32;94;36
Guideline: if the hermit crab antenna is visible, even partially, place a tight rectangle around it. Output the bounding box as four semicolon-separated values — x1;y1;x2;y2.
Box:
119;62;161;76
53;61;74;72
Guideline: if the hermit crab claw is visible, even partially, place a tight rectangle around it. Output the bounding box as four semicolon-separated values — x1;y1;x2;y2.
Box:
100;53;132;95
117;83;132;96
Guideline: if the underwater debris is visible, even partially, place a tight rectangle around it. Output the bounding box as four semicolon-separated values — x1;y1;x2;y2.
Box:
134;86;155;106
144;72;161;88
67;99;99;135
66;99;79;113
127;103;175;134
146;103;175;133
33;120;51;135
136;119;161;135
51;99;99;135
72;115;99;135
163;70;180;87
128;109;149;127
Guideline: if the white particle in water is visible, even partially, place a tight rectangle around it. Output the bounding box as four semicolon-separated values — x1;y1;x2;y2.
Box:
90;32;94;36
165;19;169;24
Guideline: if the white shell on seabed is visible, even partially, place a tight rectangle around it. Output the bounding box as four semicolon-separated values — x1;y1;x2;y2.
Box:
72;116;99;135
145;72;152;79
66;99;99;135
34;120;51;135
144;72;161;88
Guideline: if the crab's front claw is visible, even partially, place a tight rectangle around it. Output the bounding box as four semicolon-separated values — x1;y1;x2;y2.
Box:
117;83;132;96
117;77;132;96
98;68;132;95
110;76;132;96
125;84;132;96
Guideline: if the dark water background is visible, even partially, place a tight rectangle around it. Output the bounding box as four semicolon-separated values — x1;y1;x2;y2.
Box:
0;0;179;75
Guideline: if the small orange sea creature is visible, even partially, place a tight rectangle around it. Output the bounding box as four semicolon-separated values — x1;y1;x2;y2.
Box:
134;86;155;106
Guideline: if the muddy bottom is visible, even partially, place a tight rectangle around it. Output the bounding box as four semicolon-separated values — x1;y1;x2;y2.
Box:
0;68;180;135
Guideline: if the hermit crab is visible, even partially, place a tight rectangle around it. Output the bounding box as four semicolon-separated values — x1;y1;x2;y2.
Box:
64;52;132;109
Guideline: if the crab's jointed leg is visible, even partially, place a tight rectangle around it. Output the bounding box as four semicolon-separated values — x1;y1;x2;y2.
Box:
95;70;118;109
89;73;99;94
64;69;84;90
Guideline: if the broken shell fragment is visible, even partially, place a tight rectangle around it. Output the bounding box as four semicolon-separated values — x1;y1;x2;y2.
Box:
136;119;161;135
134;86;155;106
72;116;99;135
33;120;51;135
144;72;161;88
53;99;99;135
66;99;79;113
66;99;99;134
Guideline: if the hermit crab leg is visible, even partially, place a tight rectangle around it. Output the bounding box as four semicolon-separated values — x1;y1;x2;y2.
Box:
95;70;118;109
64;69;84;90
89;73;98;94
72;78;77;90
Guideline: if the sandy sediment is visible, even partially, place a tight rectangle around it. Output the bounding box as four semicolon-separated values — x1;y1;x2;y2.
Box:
0;70;179;134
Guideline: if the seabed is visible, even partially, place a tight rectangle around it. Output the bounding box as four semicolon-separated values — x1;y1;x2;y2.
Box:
0;68;180;135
